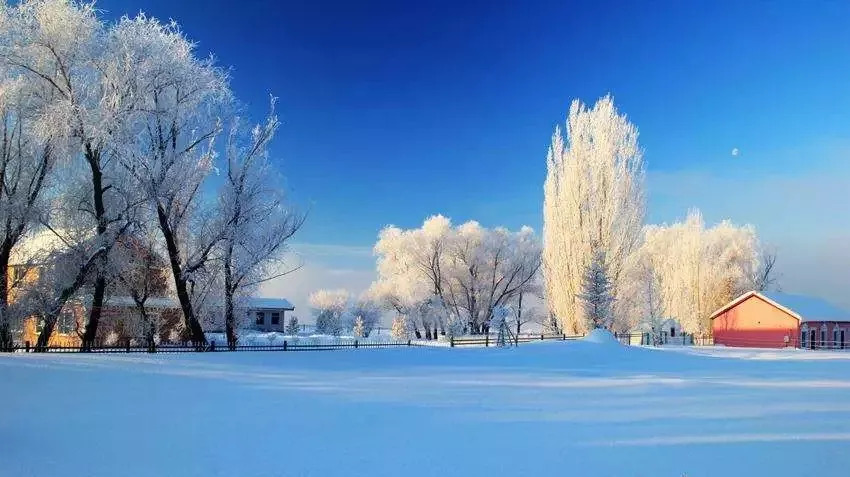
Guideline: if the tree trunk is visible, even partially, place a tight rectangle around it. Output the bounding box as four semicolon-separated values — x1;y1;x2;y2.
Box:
157;205;207;348
82;271;106;351
137;307;155;353
81;146;108;351
0;245;11;351
224;243;237;350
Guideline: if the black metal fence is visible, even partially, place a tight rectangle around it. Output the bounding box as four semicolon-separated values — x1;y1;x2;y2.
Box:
11;339;423;354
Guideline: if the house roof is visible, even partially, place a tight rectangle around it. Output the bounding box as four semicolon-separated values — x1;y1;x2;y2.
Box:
709;291;850;323
242;297;295;310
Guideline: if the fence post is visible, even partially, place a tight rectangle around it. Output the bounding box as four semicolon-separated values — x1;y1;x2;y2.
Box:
25;340;30;353
407;340;411;347
540;334;544;341
450;336;455;348
354;340;359;349
283;340;287;351
485;334;489;347
563;333;566;340
125;339;130;353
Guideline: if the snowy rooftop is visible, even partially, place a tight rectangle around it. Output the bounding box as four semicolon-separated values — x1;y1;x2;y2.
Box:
762;292;850;323
242;297;295;310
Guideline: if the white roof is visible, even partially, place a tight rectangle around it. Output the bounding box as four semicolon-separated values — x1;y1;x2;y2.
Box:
710;291;850;323
244;297;294;310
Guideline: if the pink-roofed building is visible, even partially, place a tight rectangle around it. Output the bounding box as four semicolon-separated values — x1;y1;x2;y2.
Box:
710;291;850;349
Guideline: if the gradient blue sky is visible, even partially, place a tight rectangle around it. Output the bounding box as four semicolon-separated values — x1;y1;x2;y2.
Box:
103;0;850;310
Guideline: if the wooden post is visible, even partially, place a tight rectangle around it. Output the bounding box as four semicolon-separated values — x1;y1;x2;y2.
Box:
126;339;130;353
450;336;455;348
540;334;544;341
354;340;359;349
407;340;411;347
485;334;489;347
283;340;287;351
25;341;30;353
562;333;566;341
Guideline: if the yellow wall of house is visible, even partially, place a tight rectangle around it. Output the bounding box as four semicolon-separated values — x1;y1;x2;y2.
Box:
9;264;84;347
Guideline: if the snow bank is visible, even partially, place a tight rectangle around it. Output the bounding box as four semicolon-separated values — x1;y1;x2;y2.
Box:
581;328;620;345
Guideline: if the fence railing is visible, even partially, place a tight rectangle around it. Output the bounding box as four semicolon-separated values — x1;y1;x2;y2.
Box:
10;339;423;354
449;333;585;347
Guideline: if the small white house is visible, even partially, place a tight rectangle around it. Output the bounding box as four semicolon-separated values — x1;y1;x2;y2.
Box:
245;297;295;332
630;318;687;345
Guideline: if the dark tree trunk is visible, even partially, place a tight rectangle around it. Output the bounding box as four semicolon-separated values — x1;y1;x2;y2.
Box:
136;306;155;353
0;244;11;351
157;205;207;349
82;272;106;352
224;243;237;350
412;322;421;339
81;146;108;352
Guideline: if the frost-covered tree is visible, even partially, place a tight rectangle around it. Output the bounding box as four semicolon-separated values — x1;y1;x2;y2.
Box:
390;315;408;341
113;13;230;347
543;95;645;334
309;289;350;336
0;0;139;350
370;215;451;339
370;216;540;337
641;209;759;333
0;73;56;350
577;250;615;329
349;296;381;338
352;316;365;338
619;251;664;342
218;102;304;349
285;316;299;335
441;222;542;334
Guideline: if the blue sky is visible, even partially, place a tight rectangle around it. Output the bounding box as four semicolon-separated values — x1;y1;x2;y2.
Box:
103;0;850;310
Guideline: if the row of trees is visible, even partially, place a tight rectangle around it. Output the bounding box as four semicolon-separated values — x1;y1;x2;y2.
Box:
543;95;775;335
353;96;771;340
308;289;381;337
0;0;302;351
368;216;541;338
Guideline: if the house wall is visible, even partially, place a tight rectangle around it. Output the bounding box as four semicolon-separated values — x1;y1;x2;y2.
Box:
799;322;850;349
250;308;289;332
712;295;799;348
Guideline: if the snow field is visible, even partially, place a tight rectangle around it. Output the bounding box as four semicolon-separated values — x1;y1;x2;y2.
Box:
3;340;850;476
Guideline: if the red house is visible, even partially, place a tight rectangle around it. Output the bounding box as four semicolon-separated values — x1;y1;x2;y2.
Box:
710;291;850;349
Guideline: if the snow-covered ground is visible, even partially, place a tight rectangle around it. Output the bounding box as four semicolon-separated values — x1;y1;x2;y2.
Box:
3;339;850;476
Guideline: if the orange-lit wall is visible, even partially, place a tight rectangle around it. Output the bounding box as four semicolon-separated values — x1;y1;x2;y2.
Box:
712;295;799;348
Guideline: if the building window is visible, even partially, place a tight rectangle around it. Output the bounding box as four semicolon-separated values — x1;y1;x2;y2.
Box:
256;312;265;326
58;310;75;333
271;312;280;325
